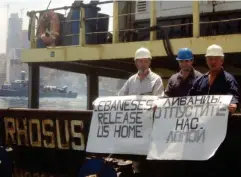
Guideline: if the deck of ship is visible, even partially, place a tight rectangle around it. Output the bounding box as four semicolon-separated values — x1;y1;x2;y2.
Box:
21;1;241;109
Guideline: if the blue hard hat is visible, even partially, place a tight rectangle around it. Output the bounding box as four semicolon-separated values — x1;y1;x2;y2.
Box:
176;48;194;60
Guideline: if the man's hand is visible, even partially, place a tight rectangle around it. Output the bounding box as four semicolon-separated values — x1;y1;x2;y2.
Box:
228;104;237;113
153;105;157;112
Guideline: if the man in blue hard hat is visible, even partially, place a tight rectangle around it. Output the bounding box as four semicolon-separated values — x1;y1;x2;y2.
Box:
165;48;202;97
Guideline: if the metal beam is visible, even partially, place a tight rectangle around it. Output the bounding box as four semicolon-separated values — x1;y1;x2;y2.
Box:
26;1;113;15
21;34;241;62
112;0;119;43
30;12;36;48
87;73;98;110
192;1;200;37
28;12;39;109
150;0;157;40
39;62;132;79
78;60;136;73
28;63;39;108
80;7;86;46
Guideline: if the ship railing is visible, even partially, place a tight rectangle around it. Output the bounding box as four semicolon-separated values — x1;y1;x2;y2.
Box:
27;1;113;48
27;0;241;49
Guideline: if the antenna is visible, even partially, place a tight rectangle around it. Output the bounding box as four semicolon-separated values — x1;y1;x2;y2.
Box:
47;0;52;10
20;8;24;18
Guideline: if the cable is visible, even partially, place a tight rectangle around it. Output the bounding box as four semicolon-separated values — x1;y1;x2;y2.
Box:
122;30;138;42
122;25;174;57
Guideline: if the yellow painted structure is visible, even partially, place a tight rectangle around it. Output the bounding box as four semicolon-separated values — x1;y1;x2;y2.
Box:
21;1;241;66
22;34;241;62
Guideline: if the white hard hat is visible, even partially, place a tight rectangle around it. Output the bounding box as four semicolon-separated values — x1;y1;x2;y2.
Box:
205;44;224;57
134;47;152;60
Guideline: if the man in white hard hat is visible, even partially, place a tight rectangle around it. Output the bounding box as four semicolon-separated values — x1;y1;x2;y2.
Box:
188;44;240;177
188;44;240;113
117;47;164;176
118;47;164;96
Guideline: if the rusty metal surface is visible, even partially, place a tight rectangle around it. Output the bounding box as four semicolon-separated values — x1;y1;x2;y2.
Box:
0;109;241;177
0;108;92;177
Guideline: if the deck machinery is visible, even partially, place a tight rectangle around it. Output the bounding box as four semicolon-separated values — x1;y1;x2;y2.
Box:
21;0;241;109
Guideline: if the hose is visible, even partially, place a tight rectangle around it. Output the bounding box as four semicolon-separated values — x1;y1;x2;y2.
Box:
122;25;174;57
122;30;138;42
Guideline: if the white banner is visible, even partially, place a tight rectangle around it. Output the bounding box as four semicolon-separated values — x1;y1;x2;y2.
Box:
147;95;232;161
86;95;157;155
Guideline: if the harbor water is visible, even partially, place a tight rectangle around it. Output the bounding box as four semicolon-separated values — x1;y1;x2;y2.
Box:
0;96;87;110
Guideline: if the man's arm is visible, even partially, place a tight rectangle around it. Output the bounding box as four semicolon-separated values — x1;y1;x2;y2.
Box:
224;76;240;113
228;77;240;105
164;78;173;97
187;79;200;96
117;79;129;96
153;77;164;97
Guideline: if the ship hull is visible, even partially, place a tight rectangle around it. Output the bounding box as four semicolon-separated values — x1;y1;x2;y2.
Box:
0;89;78;98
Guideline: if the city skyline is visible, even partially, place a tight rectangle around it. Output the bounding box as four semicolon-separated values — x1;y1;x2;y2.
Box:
0;0;113;53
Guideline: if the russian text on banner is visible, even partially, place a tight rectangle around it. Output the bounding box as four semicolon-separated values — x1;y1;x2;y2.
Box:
86;95;157;155
147;95;232;161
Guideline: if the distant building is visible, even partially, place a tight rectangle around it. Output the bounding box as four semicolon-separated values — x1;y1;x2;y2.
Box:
20;30;30;49
0;53;6;86
6;13;22;54
5;13;30;83
0;53;6;60
9;48;21;60
0;53;6;73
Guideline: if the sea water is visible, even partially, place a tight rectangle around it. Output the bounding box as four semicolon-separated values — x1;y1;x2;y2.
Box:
0;96;87;110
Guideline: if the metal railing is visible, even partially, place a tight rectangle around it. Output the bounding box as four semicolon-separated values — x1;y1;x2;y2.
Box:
27;0;241;49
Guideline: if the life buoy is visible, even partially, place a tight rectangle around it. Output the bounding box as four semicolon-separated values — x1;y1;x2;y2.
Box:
38;10;60;46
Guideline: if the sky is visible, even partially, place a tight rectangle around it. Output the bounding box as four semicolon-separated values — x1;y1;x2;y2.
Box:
0;0;113;53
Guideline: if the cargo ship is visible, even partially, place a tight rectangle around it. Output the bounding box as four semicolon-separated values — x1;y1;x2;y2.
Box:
2;1;241;177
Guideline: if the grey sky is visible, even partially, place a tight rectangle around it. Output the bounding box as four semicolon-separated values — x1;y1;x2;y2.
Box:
0;0;113;53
